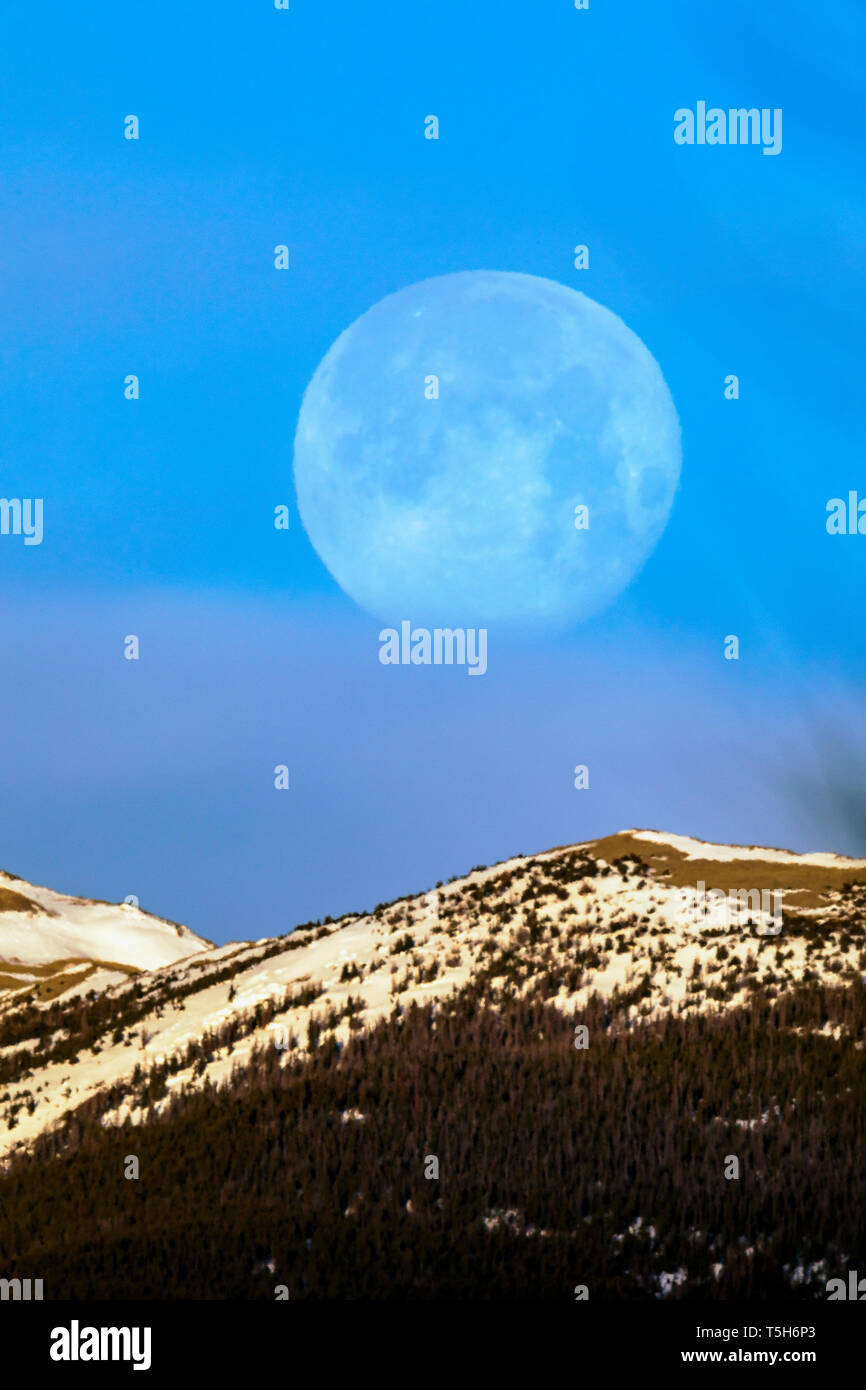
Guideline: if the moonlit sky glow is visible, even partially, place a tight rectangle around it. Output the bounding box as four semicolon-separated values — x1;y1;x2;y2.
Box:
0;1;864;942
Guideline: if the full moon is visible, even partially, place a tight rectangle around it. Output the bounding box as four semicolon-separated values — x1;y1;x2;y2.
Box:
293;271;681;629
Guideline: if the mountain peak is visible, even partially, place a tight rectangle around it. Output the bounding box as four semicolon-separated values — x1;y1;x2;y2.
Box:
0;868;211;1003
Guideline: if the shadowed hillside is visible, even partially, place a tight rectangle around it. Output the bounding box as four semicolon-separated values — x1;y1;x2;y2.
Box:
1;829;865;1299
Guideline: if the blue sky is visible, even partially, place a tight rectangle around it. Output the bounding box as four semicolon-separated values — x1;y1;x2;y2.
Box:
0;2;864;942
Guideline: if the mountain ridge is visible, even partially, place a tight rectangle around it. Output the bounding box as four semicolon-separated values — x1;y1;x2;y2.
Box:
1;826;865;1163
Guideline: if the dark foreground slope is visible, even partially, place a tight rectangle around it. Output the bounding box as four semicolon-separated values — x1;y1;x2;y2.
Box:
1;976;865;1300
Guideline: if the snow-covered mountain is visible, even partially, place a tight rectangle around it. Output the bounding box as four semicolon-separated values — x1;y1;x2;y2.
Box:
0;868;211;1003
2;827;866;1163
